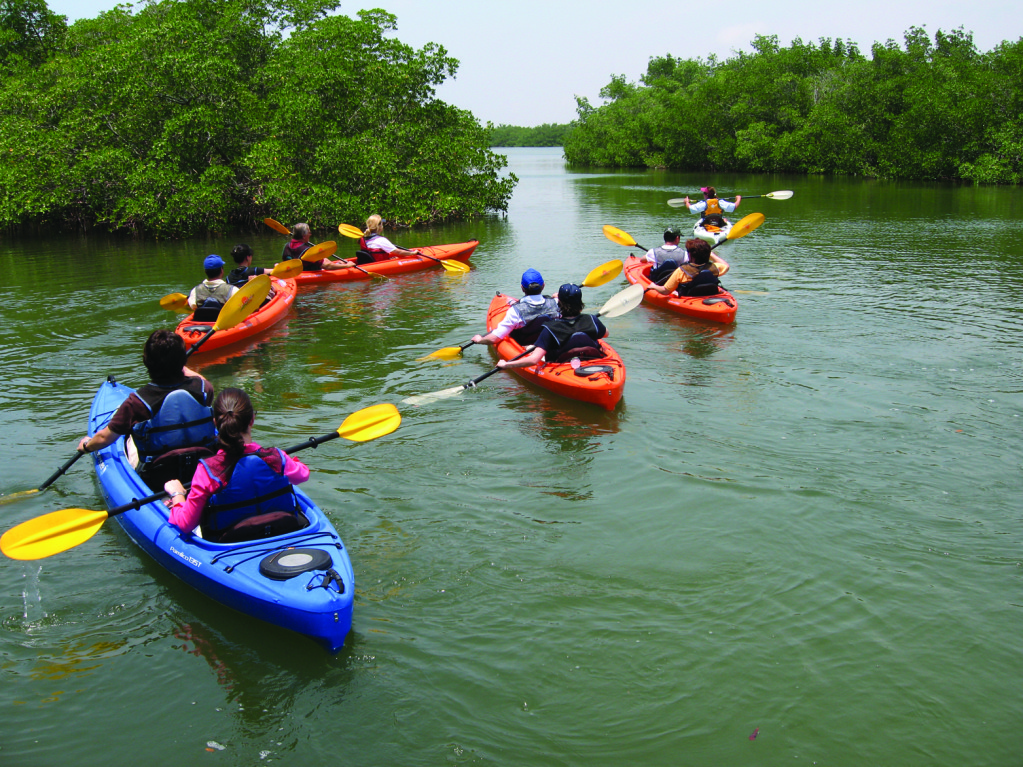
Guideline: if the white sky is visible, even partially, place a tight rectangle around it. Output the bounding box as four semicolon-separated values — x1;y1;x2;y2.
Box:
48;0;1022;126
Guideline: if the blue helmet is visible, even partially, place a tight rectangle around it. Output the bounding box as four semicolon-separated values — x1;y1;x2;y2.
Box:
521;268;544;294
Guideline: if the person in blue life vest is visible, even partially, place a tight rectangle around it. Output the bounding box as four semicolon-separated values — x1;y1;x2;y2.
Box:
471;268;561;347
497;284;607;370
163;388;310;543
355;214;424;264
645;227;688;285
683;185;741;229
281;223;347;273
187;254;239;322
77;329;216;490
646;239;728;298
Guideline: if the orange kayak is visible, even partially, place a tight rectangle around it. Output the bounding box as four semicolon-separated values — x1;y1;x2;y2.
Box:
486;293;625;411
294;240;479;285
175;277;297;353
623;256;737;324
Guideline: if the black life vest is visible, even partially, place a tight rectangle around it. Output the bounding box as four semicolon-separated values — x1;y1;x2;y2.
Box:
540;315;603;361
282;240;321;272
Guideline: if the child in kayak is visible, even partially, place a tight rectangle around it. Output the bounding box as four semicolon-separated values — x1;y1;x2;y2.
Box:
355;214;424;264
226;243;276;302
163;388;310;543
187;255;239;321
497;284;607;369
472;268;561;346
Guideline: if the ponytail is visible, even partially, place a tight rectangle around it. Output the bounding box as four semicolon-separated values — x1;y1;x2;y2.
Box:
212;388;253;478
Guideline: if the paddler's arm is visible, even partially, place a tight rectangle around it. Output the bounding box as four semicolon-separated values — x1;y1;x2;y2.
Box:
710;253;730;276
647;268;686;296
471;332;501;346
497;345;544;370
77;426;118;454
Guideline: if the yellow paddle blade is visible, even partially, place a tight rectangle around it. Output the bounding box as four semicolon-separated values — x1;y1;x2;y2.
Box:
159;292;189;311
264;218;291;235
419;346;463;362
439;259;470;273
582;259;623;288
602;225;638;247
0;488;40;507
338;223;363;239
1;508;109;560
336;403;401;442
735;290;770;295
302;241;338;262
270;259;303;279
214;274;271;330
727;213;765;240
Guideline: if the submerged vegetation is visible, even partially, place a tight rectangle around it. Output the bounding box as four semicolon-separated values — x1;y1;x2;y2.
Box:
565;28;1023;183
0;0;516;237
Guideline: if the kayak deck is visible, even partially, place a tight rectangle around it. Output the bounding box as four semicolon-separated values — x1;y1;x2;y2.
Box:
175;277;296;353
623;256;738;324
88;378;354;652
486;293;625;410
295;240;479;285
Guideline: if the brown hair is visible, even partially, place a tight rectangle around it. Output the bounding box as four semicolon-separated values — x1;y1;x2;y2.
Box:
685;239;712;265
142;329;187;383
213;388;254;464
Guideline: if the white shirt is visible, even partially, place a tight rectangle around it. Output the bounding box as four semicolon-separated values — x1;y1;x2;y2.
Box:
689;198;737;214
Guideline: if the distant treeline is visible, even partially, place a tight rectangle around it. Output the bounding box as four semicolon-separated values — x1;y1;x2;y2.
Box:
491;123;573;147
565;28;1023;183
0;0;516;237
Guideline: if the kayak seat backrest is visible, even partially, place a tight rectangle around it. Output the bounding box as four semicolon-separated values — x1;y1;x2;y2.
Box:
216;510;309;544
192;301;223;322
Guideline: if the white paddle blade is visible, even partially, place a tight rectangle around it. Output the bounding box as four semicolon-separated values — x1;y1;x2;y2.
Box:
402;386;468;407
598;283;645;318
666;198;687;207
766;190;794;200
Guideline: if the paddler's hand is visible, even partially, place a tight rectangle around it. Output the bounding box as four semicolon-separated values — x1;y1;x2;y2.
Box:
163;480;187;507
77;436;91;453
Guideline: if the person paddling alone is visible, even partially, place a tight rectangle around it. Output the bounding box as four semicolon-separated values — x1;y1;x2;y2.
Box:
497;284;607;370
683;185;741;229
355;214;423;264
163;388;311;543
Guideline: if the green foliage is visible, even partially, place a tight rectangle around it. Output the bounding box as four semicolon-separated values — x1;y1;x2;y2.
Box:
0;0;66;74
565;27;1023;184
490;123;573;147
0;1;516;236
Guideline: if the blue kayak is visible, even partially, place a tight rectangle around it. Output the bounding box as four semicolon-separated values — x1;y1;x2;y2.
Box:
87;377;354;652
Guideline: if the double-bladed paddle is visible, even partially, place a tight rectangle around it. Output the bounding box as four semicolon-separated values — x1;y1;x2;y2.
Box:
336;223;470;274
0;403;401;560
403;283;645;406
666;190;793;207
262;219;387;280
159;260;302;313
419;259;625;362
603;212;765;252
0;281;272;507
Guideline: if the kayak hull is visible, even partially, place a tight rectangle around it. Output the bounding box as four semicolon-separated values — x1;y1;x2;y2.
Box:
624;256;738;324
175;277;296;354
693;220;731;246
486;293;625;410
295;240;479;285
88;379;354;652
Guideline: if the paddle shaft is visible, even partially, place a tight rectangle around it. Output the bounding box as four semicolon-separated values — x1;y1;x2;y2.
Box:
36;452;86;492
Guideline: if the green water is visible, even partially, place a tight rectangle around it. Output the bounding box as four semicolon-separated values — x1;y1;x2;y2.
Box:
1;148;1022;766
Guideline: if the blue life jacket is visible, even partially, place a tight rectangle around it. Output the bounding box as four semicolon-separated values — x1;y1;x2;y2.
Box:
199;448;298;540
132;385;215;464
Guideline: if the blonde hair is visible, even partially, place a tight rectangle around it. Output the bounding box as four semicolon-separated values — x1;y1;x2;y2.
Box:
363;214;383;237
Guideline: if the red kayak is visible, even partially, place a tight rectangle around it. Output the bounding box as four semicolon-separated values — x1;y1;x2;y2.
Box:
175;277;297;353
295;240;479;285
486;293;625;411
623;255;737;324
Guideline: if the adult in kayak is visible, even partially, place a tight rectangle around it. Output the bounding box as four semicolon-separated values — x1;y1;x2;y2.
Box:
645;227;687;285
355;214;424;264
497;284;607;369
187;255;239;321
646;239;728;298
471;268;561;346
683;186;741;229
281;223;346;273
76;329;216;490
163;388;310;543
